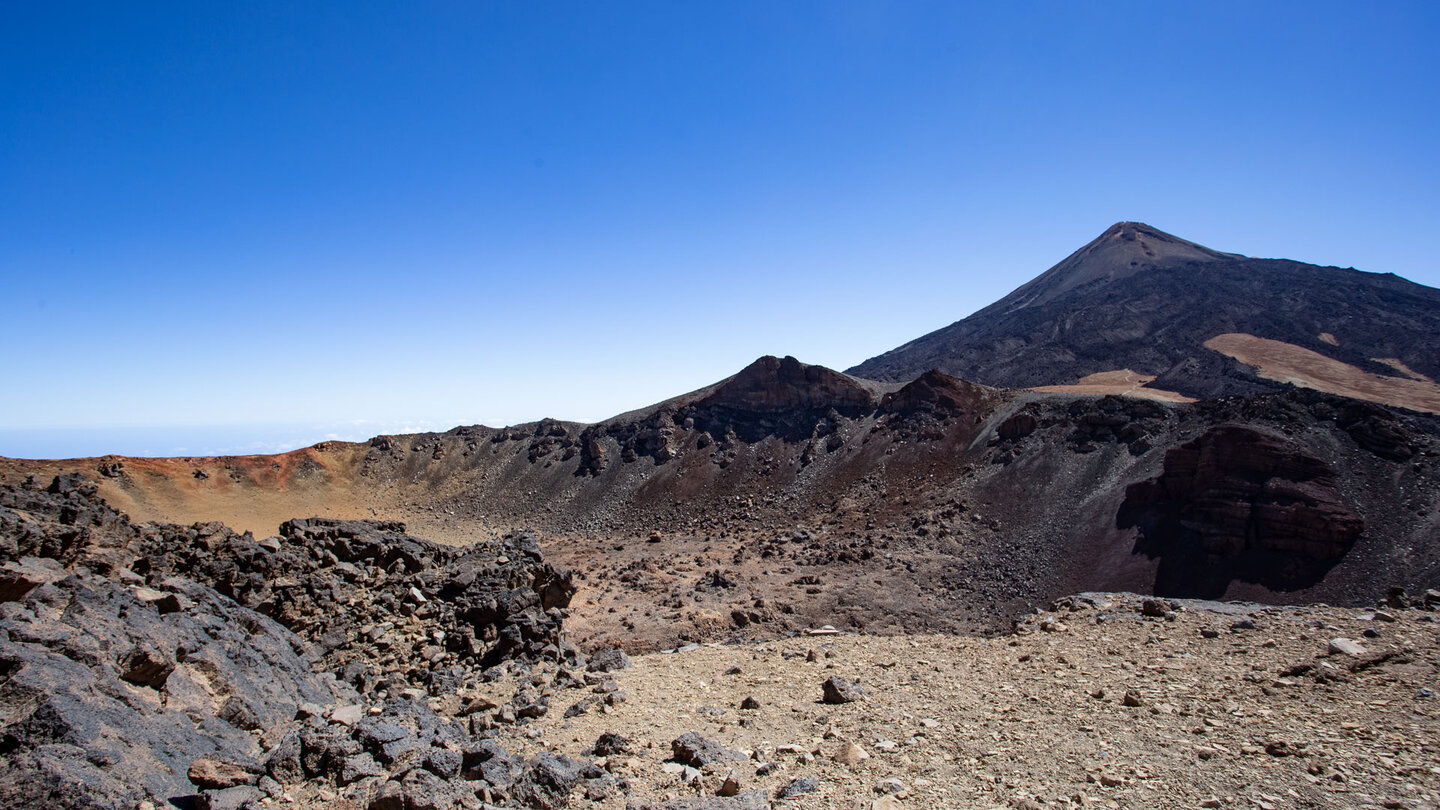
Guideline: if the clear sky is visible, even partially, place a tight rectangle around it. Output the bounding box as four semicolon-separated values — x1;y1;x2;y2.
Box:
2;2;1437;458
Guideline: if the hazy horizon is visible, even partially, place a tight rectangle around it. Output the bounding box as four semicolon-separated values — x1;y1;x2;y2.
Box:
5;2;1438;458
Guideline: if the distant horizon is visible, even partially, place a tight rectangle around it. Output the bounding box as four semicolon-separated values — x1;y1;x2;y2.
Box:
6;217;1440;460
5;3;1437;458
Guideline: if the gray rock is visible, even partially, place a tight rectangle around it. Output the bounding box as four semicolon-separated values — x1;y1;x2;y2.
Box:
339;752;385;785
511;752;584;810
587;647;632;673
265;730;304;785
1328;637;1367;656
302;726;363;776
425;747;462;780
821;677;866;704
0;557;68;602
593;732;631;757
400;767;464;810
198;785;262;810
671;733;743;768
369;779;405;810
0;572;343;809
776;776;820;799
461;739;520;788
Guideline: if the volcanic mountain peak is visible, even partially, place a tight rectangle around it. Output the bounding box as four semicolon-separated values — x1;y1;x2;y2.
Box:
992;221;1242;314
699;355;883;413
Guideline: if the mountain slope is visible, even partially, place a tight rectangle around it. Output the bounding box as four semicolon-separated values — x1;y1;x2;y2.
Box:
848;222;1440;407
5;355;1438;652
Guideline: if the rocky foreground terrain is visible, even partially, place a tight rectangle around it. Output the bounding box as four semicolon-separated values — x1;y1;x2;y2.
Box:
3;474;1439;810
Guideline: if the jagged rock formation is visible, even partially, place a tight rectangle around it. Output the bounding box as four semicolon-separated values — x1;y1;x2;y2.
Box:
0;476;592;810
0;570;346;810
848;222;1440;404
134;517;577;688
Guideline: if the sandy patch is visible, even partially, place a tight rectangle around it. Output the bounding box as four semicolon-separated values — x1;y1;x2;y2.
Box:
1031;370;1195;403
1205;333;1440;414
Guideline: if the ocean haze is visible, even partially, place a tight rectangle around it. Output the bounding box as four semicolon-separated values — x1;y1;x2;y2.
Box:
0;421;463;460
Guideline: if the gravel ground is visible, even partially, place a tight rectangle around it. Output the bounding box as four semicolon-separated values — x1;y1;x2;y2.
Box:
477;593;1439;810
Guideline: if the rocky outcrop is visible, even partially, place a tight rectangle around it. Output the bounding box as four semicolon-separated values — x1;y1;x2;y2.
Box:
1120;425;1364;597
0;474;140;574
701;355;878;414
0;567;347;809
574;357;885;473
0;477;586;809
134;518;579;690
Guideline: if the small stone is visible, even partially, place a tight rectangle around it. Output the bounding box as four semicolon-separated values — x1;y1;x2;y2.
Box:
120;645;176;689
740;696;761;710
188;757;260;790
198;786;261;810
777;776;820;799
594;732;632;757
874;778;905;794
822;677;867;704
1328;638;1367;656
671;732;743;768
834;743;869;766
330;704;365;727
588;647;632;672
717;770;743;796
425;748;462;780
1200;628;1220;639
133;586;183;614
1122;689;1144;708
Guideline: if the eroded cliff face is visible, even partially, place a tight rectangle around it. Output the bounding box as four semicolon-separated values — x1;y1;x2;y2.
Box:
1119;425;1365;597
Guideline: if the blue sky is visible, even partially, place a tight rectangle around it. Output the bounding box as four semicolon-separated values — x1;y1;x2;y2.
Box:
2;2;1437;458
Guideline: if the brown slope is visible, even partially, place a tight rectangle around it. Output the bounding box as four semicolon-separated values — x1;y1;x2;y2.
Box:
1206;332;1440;414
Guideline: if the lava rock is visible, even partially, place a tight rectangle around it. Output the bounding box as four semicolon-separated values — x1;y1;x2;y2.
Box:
821;677;867;704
